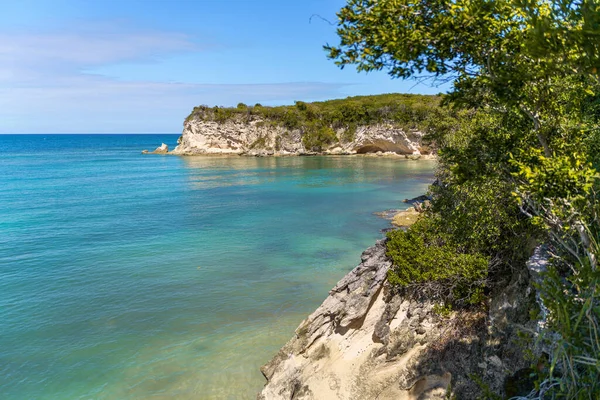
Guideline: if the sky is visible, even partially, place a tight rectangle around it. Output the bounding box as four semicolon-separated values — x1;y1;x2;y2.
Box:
0;0;450;133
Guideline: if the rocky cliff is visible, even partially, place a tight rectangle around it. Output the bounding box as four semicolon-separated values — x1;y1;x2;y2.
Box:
170;119;431;156
258;239;541;400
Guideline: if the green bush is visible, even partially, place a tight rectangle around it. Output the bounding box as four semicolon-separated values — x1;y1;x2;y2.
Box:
302;124;338;152
538;256;600;397
430;176;537;276
282;110;301;130
295;101;308;111
341;124;357;143
249;136;267;149
386;218;488;307
184;93;454;135
385;170;537;308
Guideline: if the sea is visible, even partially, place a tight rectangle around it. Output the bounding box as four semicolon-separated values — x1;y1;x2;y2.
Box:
0;134;436;399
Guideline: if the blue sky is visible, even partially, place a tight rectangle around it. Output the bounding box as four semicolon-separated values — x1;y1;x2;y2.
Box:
1;0;449;133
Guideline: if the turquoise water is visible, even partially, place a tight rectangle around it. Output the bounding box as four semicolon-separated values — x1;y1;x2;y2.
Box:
0;134;436;399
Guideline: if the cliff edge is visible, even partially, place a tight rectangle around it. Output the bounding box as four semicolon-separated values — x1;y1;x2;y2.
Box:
170;94;448;156
171;119;429;156
258;239;540;399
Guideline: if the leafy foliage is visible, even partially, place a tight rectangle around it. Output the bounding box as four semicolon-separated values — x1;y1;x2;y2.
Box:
430;176;537;275
539;254;600;397
387;218;488;307
328;0;600;397
301;124;337;152
386;174;537;308
186;94;445;128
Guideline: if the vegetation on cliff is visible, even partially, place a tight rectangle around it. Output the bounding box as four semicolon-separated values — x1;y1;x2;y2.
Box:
329;0;600;397
185;93;462;151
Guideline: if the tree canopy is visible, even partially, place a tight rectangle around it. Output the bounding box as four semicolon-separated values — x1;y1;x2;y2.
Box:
326;0;600;155
327;0;600;397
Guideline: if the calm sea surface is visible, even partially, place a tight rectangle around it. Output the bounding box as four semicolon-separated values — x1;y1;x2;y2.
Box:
0;134;435;399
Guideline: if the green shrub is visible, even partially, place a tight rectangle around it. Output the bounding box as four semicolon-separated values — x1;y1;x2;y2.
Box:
295;101;308;111
538;255;600;398
385;172;537;308
184;93;453;137
249;136;267;149
302;124;338;152
386;218;488;307
430;176;537;276
341;124;357;143
212;107;234;124
282;110;301;130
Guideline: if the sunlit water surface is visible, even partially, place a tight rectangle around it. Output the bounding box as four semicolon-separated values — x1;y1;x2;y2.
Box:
0;134;436;399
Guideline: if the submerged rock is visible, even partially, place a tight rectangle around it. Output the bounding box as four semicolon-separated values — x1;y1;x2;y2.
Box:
402;195;430;204
373;209;402;220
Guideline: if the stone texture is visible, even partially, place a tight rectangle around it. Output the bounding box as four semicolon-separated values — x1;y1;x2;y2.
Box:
258;240;451;400
257;240;543;399
170;118;430;156
151;143;169;154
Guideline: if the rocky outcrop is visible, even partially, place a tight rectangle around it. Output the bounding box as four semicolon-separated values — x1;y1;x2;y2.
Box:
170;119;431;156
142;143;169;154
258;240;540;399
374;208;420;229
391;207;420;228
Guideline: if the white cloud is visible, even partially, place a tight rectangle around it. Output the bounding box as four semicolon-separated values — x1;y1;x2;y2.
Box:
0;25;347;133
0;28;196;80
0;80;347;133
0;80;344;114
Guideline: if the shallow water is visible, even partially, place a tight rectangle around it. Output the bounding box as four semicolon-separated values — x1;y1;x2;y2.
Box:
0;134;436;399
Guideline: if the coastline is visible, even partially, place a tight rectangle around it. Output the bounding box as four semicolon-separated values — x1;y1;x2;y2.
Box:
257;199;431;399
143;144;438;160
257;196;537;399
2;138;437;399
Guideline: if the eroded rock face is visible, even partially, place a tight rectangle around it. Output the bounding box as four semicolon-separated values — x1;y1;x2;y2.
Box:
258;240;451;400
258;240;540;400
351;125;426;155
171;119;430;156
142;143;169;154
153;143;169;154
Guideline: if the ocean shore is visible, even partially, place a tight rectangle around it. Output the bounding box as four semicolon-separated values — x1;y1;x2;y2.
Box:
257;197;539;399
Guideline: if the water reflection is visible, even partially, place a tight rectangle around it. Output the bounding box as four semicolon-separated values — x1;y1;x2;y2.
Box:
180;155;437;190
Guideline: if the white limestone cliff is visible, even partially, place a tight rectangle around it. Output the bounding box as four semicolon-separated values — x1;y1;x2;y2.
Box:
170;119;431;156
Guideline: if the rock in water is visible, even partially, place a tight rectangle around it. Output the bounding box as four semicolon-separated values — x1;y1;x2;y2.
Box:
402;195;430;204
151;143;169;154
